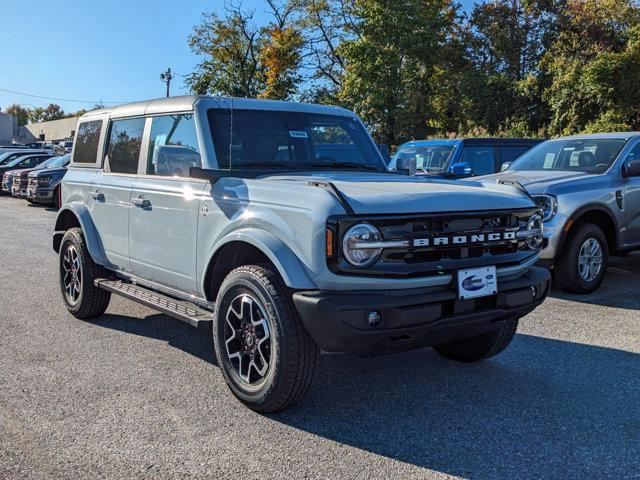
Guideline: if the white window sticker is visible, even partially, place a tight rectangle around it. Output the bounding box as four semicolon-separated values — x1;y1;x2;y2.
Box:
289;130;308;139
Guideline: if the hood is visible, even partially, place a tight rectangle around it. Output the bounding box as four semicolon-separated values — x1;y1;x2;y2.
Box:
30;166;67;177
261;171;535;214
17;167;41;177
2;168;29;177
477;170;594;195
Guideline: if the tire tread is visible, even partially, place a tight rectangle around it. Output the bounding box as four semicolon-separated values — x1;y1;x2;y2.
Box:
214;264;319;412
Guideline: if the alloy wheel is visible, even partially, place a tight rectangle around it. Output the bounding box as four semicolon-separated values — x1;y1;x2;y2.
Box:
578;237;603;282
224;294;272;385
61;244;82;305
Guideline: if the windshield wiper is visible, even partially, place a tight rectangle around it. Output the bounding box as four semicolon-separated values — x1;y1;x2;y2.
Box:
310;162;379;171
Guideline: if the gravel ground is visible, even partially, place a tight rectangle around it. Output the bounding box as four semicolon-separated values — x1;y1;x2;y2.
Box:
0;195;638;480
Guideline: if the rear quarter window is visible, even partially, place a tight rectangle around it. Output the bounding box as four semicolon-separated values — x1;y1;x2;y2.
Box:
500;145;532;164
73;120;103;164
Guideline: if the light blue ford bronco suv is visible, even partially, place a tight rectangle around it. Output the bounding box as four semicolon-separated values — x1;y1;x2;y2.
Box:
53;96;550;412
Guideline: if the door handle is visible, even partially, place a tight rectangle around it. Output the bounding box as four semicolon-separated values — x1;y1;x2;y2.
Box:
131;195;151;209
89;190;105;202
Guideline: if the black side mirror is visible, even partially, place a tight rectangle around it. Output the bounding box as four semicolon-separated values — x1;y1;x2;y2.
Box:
623;159;640;178
396;157;417;175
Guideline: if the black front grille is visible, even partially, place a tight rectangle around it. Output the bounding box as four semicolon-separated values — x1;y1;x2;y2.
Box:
14;177;28;188
327;208;539;278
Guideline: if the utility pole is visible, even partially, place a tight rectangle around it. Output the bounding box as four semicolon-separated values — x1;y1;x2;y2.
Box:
160;68;172;97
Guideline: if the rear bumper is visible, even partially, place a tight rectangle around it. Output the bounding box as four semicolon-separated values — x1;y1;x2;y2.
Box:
293;266;550;355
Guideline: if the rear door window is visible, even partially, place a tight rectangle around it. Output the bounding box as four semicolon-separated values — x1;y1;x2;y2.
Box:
459;146;496;176
107;118;145;174
73;120;103;164
146;114;200;176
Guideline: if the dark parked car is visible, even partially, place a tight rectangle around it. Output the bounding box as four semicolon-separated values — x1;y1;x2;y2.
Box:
12;155;66;198
388;138;543;178
26;154;71;207
1;154;55;194
0;149;52;166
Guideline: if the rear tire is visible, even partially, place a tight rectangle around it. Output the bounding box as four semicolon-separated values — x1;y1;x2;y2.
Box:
433;317;519;362
554;222;608;294
59;227;111;319
213;265;319;413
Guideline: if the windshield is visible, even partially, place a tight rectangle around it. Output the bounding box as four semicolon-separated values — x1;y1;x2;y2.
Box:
0;151;28;165
388;144;455;172
44;154;70;169
0;152;14;165
5;156;32;167
208;109;385;172
508;138;627;174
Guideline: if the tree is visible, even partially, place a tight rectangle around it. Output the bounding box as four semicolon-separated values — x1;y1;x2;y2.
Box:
339;0;459;145
542;0;640;134
5;104;29;126
186;5;265;97
258;0;305;99
300;0;357;94
28;103;66;123
461;0;561;135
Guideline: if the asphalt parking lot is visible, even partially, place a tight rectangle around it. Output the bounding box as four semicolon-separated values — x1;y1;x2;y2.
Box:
0;195;638;480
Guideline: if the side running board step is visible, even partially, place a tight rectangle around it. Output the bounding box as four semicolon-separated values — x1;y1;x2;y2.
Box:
95;279;214;329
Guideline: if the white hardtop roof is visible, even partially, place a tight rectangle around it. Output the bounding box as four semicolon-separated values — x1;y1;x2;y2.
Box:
81;95;353;120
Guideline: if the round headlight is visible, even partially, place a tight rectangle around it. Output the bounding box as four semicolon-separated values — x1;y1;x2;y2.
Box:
342;223;383;267
526;214;544;250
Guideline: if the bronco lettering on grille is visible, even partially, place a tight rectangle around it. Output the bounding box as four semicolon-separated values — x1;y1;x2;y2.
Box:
412;230;516;247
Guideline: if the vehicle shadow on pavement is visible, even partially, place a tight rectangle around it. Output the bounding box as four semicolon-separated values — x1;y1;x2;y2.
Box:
274;335;639;478
548;253;640;310
93;313;217;366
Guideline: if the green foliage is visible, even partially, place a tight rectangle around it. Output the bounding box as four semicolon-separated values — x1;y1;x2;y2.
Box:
186;10;266;97
28;104;65;123
185;0;640;144
543;1;640;134
186;2;303;100
4;104;29;126
339;0;458;144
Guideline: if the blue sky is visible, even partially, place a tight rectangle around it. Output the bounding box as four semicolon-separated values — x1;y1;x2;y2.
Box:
0;0;475;113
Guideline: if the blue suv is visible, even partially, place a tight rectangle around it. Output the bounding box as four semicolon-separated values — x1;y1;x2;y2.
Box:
388;138;542;178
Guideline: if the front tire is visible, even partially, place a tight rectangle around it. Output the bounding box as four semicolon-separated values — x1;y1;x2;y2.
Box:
213;265;319;413
433;317;519;362
59;228;111;319
555;223;608;294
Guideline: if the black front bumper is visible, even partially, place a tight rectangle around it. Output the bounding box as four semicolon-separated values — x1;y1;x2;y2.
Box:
293;266;550;355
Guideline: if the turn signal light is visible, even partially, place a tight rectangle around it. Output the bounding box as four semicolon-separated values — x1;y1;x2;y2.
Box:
326;228;334;257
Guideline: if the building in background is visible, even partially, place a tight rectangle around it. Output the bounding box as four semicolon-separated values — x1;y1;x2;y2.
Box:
0;112;18;146
16;117;79;145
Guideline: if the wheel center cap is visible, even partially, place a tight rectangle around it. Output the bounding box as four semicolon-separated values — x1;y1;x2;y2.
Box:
245;335;254;347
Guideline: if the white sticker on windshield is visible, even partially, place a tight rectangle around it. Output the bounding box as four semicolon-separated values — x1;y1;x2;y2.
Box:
289;130;308;138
